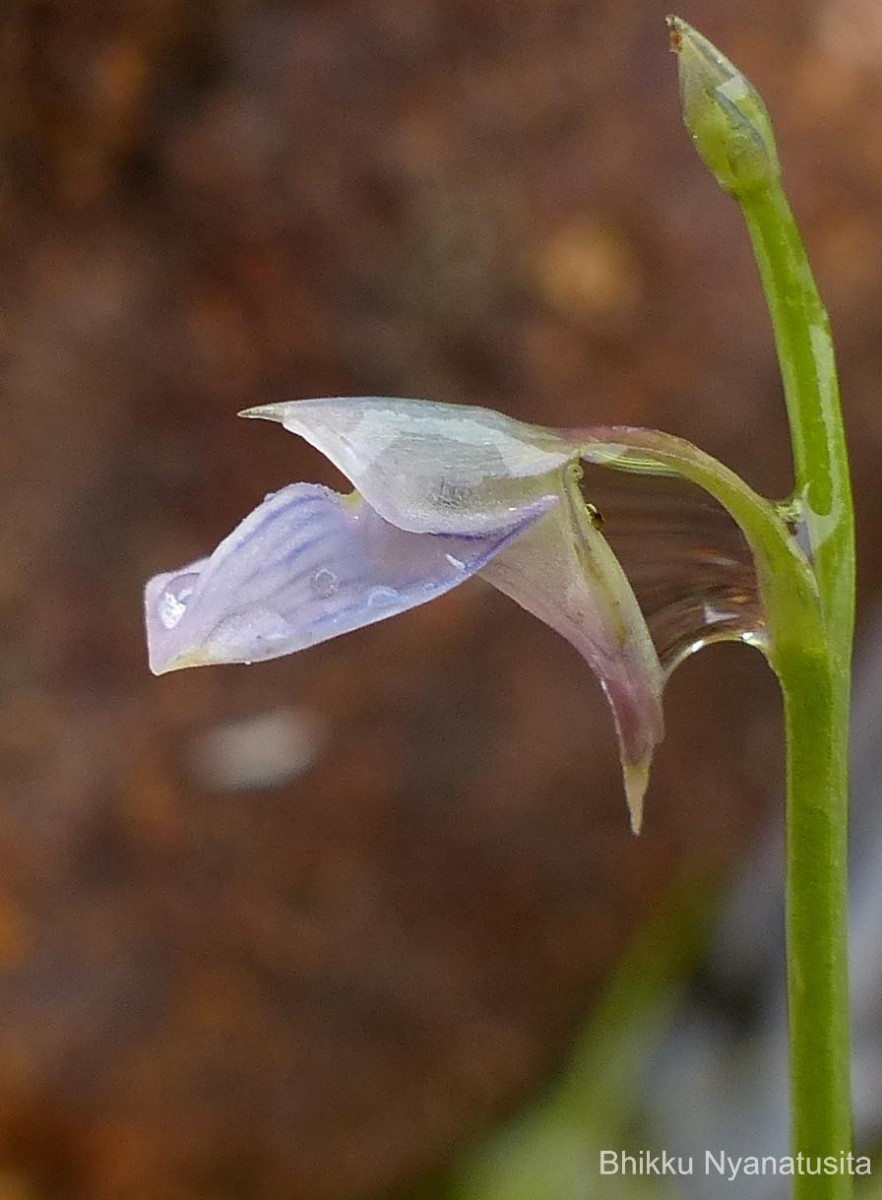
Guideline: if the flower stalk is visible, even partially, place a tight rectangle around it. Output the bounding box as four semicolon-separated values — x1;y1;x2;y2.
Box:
670;17;855;1197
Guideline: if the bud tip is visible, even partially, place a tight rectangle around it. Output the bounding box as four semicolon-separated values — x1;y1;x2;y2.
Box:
666;14;684;54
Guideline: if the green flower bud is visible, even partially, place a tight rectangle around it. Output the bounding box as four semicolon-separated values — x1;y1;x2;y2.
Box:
668;16;780;197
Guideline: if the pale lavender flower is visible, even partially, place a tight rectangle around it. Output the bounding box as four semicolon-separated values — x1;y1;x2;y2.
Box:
145;397;764;831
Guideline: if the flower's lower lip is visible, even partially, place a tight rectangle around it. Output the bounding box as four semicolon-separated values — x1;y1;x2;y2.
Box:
144;482;553;679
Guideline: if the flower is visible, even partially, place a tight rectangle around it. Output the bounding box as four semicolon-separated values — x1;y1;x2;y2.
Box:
145;397;766;832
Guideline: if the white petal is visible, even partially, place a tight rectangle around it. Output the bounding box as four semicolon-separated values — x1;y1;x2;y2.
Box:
241;397;573;534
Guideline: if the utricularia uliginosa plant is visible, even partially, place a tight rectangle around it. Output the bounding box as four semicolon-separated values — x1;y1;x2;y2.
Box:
146;21;856;1200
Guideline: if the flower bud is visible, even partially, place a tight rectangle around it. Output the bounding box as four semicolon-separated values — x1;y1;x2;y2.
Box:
668;16;780;197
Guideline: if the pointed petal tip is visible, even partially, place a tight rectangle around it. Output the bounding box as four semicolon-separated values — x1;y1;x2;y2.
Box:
149;660;175;677
149;657;202;676
624;762;650;835
238;404;283;422
147;646;212;676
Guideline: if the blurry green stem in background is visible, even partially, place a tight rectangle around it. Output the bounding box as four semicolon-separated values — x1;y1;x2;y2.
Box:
671;17;855;1199
431;886;710;1200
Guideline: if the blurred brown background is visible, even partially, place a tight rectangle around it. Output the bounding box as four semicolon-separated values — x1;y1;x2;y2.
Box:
2;1;882;1197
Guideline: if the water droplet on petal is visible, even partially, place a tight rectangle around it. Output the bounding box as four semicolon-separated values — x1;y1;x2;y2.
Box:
367;586;400;608
157;574;199;630
311;568;339;598
209;607;294;658
159;591;187;630
445;553;466;570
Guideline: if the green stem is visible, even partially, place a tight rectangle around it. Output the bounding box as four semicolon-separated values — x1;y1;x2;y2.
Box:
743;185;855;1200
778;642;852;1196
670;19;856;1197
742;188;855;654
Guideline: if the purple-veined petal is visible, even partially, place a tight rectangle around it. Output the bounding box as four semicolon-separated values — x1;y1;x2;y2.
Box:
479;474;665;833
145;483;554;676
240;397;574;535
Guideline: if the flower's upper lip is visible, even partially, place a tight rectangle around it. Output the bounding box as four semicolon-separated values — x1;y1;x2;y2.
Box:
239;397;574;534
